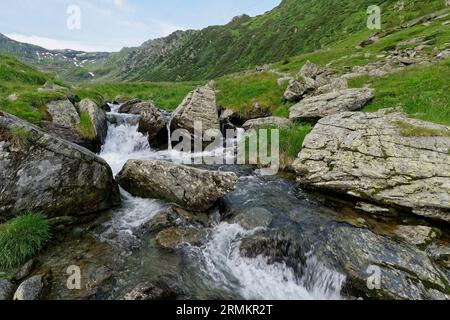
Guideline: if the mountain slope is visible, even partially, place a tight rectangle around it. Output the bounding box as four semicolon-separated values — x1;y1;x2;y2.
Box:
0;34;110;81
97;0;447;82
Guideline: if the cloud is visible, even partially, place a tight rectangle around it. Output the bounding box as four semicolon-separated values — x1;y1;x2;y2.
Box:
5;33;118;52
113;0;135;12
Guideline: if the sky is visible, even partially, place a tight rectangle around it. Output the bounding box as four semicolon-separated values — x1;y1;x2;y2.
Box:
0;0;282;52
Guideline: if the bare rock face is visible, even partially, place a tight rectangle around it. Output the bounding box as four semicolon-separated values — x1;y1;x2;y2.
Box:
0;112;121;220
293;109;450;223
299;60;319;79
289;88;374;121
78;98;108;147
243;117;291;130
116;160;238;211
171;86;220;136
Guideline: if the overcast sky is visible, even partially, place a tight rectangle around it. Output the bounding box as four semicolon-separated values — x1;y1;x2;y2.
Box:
0;0;281;52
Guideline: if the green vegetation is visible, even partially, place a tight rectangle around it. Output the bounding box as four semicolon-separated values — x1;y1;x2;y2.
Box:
92;0;446;82
0;54;67;125
278;124;313;169
0;212;50;269
7;126;32;147
350;59;450;125
76;112;96;139
393;121;450;137
75;81;201;110
215;72;288;116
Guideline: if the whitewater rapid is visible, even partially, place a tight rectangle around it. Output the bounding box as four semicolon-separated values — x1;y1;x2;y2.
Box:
98;104;345;300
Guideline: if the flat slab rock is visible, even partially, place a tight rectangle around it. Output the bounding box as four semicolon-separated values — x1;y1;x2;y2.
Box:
294;109;450;223
243;117;291;130
116;160;238;211
289;88;374;121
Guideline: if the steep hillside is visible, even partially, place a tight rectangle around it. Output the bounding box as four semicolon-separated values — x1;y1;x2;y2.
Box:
0;34;110;81
96;0;447;81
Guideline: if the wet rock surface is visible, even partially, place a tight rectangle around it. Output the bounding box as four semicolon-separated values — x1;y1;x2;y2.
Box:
116;160;238;211
294;109;450;223
77;98;108;150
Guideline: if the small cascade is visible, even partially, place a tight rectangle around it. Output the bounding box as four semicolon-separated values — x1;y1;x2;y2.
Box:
166;114;173;151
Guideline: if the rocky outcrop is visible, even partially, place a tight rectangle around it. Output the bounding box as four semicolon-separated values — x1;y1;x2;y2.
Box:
116;160;238;211
13;275;44;300
78;98;108;149
0;112;121;220
289;88;374;121
293;109;450;223
243;117;291;130
283;77;316;101
171;86;220;137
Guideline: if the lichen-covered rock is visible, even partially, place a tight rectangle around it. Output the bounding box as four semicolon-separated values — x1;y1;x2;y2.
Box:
0;279;14;300
13;275;44;300
289;88;374;121
395;225;440;248
116;160;238;211
299;60;319;79
0;112;121;220
46;99;80;129
78;98;108;147
283;77;316;102
294;109;450;223
315;77;348;95
243;117;291;130
171;86;220;136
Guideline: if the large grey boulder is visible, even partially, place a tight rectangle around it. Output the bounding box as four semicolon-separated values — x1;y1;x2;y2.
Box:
0;279;14;300
78;99;108;146
243;117;291;130
116;160;238;211
46;99;80;129
299;60;319;79
289;88;374;121
13;275;44;300
171;86;220;136
0;112;121;220
293;109;450;223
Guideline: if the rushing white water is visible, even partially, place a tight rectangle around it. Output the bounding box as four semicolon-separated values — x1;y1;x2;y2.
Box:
195;223;345;300
99;104;345;300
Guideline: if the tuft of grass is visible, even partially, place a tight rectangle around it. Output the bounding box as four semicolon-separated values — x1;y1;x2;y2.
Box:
278;124;313;169
0;212;50;269
393;121;450;137
76;112;96;139
7;126;31;147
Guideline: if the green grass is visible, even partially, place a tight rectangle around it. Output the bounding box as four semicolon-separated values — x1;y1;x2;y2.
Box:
7;126;32;147
215;71;289;117
393;121;450;137
242;123;313;170
0;53;69;125
74;81;201;110
0;212;50;269
76;112;96;139
351;59;450;125
278;124;313;169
